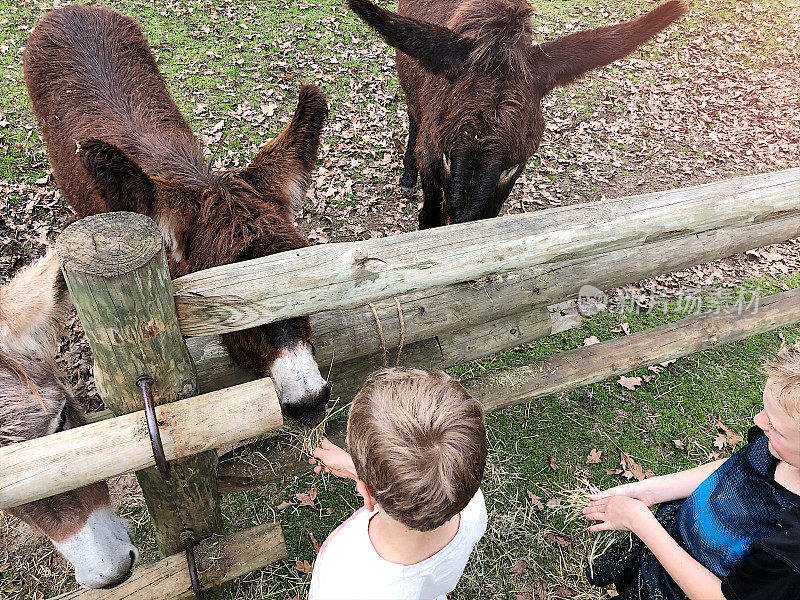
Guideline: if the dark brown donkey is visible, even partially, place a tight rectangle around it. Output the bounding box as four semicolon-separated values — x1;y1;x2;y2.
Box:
1;252;139;588
25;6;331;426
347;0;687;228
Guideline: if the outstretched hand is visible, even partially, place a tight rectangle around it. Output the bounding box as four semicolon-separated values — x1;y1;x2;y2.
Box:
583;495;654;533
588;480;660;507
309;438;358;481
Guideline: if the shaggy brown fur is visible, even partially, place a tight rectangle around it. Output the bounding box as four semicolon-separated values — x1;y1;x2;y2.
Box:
0;252;113;544
348;0;687;228
24;6;331;425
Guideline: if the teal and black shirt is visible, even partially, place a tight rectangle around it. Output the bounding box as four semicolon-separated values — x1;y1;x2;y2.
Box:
641;426;800;599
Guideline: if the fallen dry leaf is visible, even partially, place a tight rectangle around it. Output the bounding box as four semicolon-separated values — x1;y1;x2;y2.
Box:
295;486;319;508
546;497;561;509
618;376;642;391
310;532;321;554
549;455;559;471
295;559;314;575
276;501;295;511
583;335;600;346
727;431;743;446
620;452;646;481
527;490;544;511
586;448;603;464
508;559;528;574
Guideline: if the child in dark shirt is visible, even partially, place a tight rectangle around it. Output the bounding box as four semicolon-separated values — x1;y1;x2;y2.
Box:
583;344;800;600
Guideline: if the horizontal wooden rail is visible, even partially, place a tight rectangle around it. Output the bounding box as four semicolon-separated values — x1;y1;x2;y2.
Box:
183;214;800;397
52;523;286;600
173;169;800;337
0;379;282;510
309;214;800;367
218;287;800;491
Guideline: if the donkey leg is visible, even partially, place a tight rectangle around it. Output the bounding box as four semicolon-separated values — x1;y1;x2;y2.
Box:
418;177;444;229
400;114;419;197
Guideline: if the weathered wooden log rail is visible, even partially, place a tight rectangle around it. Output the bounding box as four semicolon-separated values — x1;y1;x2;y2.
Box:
173;169;799;337
189;213;800;397
0;379;281;510
53;523;286;600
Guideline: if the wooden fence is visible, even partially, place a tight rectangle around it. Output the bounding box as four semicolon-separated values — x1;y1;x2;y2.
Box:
0;168;798;599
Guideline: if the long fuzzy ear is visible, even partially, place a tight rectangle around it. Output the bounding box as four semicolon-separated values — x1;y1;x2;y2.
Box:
78;139;156;214
0;250;71;360
536;0;687;95
347;0;474;75
241;84;328;222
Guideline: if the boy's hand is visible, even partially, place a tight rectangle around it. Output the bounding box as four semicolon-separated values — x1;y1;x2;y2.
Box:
583;495;654;533
589;480;659;507
309;438;358;481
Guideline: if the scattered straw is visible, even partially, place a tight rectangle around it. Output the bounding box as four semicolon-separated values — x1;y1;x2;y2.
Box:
545;478;632;582
285;399;349;460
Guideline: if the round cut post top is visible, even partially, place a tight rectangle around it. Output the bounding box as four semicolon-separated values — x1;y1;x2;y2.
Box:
56;212;164;277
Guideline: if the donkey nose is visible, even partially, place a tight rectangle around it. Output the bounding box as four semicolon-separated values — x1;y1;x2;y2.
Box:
282;383;331;427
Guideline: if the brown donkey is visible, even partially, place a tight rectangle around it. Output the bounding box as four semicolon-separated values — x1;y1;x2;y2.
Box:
1;251;138;588
347;0;687;228
24;6;331;426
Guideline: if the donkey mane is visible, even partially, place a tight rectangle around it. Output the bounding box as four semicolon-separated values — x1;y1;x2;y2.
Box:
0;357;77;445
449;0;534;74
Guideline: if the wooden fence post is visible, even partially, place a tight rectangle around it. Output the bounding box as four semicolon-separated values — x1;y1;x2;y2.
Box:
56;212;223;559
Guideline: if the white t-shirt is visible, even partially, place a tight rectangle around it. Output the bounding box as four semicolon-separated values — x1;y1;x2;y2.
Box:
308;489;487;600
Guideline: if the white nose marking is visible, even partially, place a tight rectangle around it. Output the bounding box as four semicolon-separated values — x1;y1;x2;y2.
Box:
270;344;327;405
53;507;138;589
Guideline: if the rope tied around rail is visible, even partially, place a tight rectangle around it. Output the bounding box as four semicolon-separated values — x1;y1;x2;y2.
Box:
368;297;406;367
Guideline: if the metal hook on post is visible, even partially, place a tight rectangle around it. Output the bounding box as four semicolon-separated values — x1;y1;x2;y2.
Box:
180;529;205;600
137;375;171;479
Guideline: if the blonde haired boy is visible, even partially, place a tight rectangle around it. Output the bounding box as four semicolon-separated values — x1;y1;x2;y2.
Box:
584;344;800;600
308;368;488;600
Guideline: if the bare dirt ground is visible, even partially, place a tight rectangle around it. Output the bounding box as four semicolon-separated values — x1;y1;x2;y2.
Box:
1;0;798;597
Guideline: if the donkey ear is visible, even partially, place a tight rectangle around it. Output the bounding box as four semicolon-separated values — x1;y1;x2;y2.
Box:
347;0;474;75
535;0;686;95
0;250;70;359
241;84;328;222
78;139;156;214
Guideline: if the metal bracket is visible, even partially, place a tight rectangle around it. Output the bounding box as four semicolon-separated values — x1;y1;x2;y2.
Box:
180;529;204;600
137;375;171;479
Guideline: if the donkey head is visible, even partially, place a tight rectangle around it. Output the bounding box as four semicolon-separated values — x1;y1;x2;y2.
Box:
0;252;138;588
348;0;687;227
75;86;332;426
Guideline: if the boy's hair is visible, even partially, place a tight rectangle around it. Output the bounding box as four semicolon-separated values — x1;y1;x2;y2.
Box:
347;368;487;532
766;343;800;420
